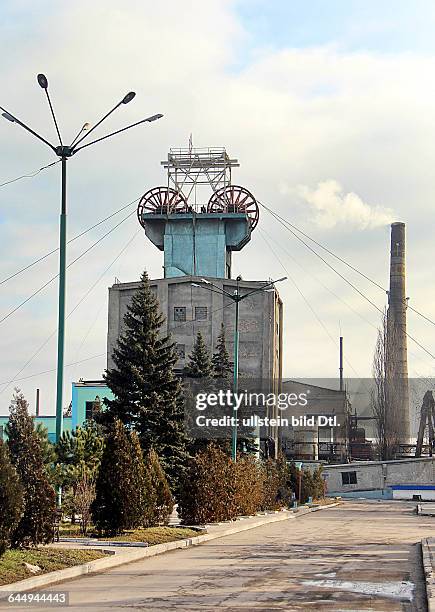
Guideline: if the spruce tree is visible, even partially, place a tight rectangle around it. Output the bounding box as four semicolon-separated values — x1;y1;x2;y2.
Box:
211;324;232;380
184;331;211;378
91;420;144;535
0;440;23;555
6;390;56;547
102;270;188;490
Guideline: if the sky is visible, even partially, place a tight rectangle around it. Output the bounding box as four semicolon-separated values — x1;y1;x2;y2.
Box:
1;0;435;415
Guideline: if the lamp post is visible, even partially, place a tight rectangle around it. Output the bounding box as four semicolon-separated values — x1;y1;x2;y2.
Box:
1;75;163;442
192;275;286;461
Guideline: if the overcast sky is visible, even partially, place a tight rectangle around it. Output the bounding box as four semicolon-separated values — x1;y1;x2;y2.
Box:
1;0;435;415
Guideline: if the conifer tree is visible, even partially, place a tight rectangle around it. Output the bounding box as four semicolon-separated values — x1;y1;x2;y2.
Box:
184;331;212;378
102;270;188;490
6;390;56;547
211;324;232;380
0;440;23;555
144;449;174;526
91;420;144;535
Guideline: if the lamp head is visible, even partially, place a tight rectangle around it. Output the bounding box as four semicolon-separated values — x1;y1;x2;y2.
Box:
122;91;136;104
146;113;163;122
37;73;48;89
2;112;15;123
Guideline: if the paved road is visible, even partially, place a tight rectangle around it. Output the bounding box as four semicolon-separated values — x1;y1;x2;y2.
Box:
7;501;433;611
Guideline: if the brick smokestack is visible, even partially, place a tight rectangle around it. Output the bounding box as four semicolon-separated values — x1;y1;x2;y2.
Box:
387;222;410;443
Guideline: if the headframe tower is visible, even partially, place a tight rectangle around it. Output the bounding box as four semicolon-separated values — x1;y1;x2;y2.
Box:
137;146;259;278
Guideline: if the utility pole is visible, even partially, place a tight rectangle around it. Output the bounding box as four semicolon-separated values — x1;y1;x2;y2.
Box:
232;276;240;462
1;76;163;442
339;336;344;392
192;275;287;461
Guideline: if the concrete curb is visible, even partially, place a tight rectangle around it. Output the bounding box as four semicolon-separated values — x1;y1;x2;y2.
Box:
0;502;340;595
422;538;435;612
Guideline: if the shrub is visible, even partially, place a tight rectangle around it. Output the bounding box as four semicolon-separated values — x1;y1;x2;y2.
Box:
7;390;56;548
91;420;144;535
0;440;23;555
311;466;325;500
143;449;174;527
261;458;282;511
178;444;238;524
234;456;264;516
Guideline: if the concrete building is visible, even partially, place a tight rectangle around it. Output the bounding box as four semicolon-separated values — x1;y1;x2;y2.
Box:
107;147;284;451
280;380;350;462
108;276;282;381
319;456;435;498
0;380;111;442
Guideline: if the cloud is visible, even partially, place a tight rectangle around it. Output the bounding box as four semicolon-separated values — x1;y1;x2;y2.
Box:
2;1;435;413
294;179;394;230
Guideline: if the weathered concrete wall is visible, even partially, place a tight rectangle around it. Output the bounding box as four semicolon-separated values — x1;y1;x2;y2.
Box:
142;213;251;279
321;457;435;494
107;276;283;382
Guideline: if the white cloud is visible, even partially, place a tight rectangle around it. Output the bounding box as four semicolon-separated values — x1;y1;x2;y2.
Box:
294;179;394;230
2;1;435;413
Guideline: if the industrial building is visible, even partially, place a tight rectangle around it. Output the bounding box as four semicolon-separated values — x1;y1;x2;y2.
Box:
0;380;112;442
107;146;283;452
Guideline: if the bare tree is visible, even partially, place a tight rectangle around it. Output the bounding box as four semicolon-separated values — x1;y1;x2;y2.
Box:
74;469;96;536
371;309;402;459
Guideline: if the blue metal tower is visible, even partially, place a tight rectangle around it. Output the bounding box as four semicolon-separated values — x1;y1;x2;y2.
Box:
137;147;259;279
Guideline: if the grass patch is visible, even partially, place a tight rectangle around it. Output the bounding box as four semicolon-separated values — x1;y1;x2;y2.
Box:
59;523;201;544
0;548;106;586
106;526;200;544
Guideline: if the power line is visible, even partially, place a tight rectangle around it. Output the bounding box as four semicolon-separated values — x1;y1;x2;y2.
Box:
259;201;435;329
0;194;140;286
261;228;379;332
259;229;361;378
0;353;105;387
0;210;135;326
0;159;60;188
0;231;140;394
260;201;435;362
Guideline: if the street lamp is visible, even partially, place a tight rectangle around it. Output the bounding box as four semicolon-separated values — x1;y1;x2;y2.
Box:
1;74;163;443
192;275;286;461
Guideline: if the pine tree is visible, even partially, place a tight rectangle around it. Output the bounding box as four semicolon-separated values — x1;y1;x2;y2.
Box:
211;324;232;380
0;440;23;556
56;421;104;481
101;270;188;491
91;420;144;535
56;422;104;524
144;449;174;526
184;331;212;378
6;390;56;547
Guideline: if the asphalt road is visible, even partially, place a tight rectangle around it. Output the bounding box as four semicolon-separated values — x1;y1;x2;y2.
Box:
6;500;432;611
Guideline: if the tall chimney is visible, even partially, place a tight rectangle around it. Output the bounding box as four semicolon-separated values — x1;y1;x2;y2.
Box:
35;388;40;417
387;222;410;443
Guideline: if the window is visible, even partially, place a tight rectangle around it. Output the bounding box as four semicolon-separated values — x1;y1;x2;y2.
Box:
175;344;185;359
174;306;186;322
195;306;208;320
85;401;95;421
341;471;357;485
